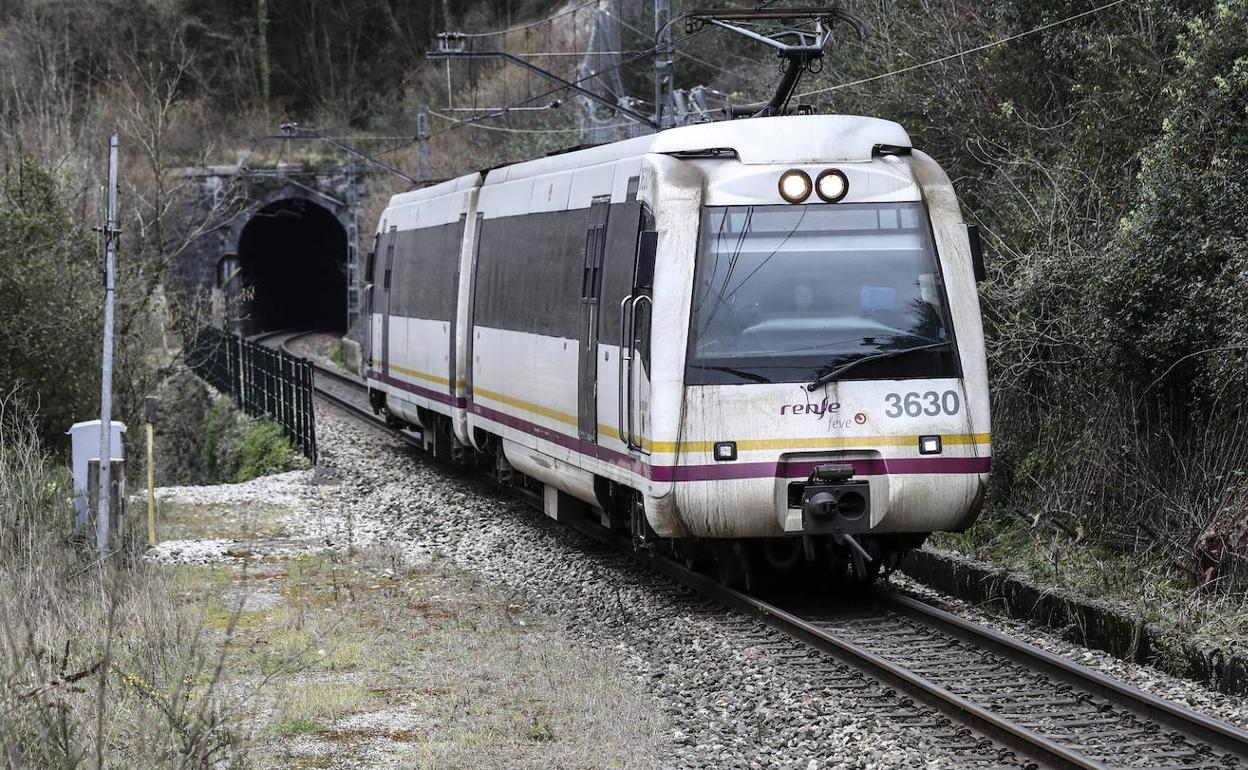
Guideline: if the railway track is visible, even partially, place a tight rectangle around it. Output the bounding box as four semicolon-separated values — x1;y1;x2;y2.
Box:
270;329;1248;769
270;331;423;443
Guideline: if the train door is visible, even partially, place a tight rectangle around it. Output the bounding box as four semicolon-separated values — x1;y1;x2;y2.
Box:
621;209;658;452
577;197;611;441
380;224;397;378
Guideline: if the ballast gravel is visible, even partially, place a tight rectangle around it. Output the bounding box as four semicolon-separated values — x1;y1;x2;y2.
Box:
273;410;975;769
155;406;1248;767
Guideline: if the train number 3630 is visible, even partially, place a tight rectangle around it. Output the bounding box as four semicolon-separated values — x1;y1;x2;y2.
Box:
884;390;961;418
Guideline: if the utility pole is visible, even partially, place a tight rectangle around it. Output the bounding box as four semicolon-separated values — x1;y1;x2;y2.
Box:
654;0;674;129
257;0;271;110
96;132;120;554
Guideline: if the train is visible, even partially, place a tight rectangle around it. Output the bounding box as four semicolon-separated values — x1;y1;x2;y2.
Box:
364;114;991;586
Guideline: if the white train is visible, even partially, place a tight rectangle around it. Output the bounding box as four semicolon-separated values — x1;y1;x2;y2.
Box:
365;115;991;585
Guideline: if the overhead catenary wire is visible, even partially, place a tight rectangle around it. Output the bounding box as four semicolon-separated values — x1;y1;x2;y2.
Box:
601;6;738;79
399;5;823;152
420;24;717;143
796;0;1132;98
376;0;1136;178
418;2;731;145
427;107;632;134
453;0;599;38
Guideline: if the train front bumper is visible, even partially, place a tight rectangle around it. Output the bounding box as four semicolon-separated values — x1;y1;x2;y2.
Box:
663;448;988;539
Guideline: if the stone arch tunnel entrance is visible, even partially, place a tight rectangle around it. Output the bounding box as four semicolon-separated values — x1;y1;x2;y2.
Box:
237;198;348;334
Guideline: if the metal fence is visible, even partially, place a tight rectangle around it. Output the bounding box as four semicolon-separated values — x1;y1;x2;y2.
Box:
186;328;317;463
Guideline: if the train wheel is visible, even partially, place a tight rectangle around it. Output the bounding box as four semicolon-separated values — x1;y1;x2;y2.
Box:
848;558;882;584
824;538;849;581
713;541;754;592
678;540;714;575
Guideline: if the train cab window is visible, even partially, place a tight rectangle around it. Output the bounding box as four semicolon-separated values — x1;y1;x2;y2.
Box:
687;201;960;385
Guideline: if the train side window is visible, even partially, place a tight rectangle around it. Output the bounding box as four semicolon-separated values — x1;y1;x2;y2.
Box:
364;234;378;284
581;198;610;302
383;225;396;290
635;230;657;290
634;204;657;291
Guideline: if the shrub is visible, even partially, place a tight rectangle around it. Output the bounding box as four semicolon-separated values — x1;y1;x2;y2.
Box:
0;391;252;767
0;159;101;446
236;419;298;481
203;396;304;483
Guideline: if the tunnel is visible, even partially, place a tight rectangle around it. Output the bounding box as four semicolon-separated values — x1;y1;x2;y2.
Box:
237;198;348;334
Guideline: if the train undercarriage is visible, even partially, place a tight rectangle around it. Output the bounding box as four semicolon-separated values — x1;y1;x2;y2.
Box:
372;391;928;590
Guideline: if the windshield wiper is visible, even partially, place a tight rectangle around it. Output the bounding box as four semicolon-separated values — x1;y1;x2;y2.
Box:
689;364;774;384
806;341;951;391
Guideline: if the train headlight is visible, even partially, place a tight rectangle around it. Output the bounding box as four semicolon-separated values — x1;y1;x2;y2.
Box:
713;441;738;462
919;435;943;455
815;169;849;202
778;169;812;203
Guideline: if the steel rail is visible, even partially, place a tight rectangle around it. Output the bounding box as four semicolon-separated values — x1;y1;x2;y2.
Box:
308;367;423;450
297;341;1246;768
248;328;297;346
875;588;1248;761
260;329;402;441
274;331;365;387
571;526;1109;770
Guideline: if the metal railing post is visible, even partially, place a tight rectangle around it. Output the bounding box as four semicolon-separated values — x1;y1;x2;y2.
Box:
188;328;318;464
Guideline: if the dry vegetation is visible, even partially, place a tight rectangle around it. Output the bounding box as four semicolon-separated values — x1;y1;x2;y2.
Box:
154;478;667;769
0;394;255;767
0;390;664;767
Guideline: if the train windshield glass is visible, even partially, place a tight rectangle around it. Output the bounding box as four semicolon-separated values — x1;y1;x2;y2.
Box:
687;202;960;385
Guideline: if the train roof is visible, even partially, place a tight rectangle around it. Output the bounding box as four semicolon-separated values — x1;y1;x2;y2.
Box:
389;114;910;207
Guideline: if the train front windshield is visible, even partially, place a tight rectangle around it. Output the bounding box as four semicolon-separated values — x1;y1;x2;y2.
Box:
687;202;960;385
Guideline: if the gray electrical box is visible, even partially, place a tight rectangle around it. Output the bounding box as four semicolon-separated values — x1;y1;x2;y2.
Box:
67;420;126;528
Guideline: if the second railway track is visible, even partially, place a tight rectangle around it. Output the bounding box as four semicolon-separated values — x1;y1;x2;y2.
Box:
271;329;1248;769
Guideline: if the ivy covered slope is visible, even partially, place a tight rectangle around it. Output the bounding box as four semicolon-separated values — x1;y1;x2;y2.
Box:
812;0;1248;587
1096;0;1248;573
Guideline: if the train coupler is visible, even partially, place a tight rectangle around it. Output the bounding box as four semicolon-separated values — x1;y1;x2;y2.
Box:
799;463;871;535
834;531;876;581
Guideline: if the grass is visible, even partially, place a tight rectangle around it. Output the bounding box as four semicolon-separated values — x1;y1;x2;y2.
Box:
170;543;667;769
204;398;308;484
160;501;294;541
933;512;1248;649
275;718;324;737
330;344;351;374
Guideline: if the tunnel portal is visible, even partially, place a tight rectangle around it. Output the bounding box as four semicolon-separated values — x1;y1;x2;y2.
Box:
237;198;348;334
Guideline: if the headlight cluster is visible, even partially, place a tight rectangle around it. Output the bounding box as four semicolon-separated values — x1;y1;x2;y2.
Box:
778;168;849;203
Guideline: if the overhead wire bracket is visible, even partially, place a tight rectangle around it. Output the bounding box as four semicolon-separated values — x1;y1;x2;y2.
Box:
429;33;659;129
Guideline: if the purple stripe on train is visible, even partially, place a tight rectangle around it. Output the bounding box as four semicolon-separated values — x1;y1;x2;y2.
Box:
366;372;991;482
647;456;992;482
367;371;465;408
466;401;990;483
468;402;649;476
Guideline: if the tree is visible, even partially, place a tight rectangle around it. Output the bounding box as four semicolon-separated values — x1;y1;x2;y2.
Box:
0;159;101;443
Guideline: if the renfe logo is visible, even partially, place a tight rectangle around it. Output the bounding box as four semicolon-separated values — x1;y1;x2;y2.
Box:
781;397;841;418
